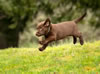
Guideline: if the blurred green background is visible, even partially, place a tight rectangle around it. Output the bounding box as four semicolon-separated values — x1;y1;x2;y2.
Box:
0;0;100;49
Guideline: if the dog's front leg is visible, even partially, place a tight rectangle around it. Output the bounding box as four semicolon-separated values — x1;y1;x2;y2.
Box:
39;44;48;51
39;36;55;51
73;36;77;44
38;36;45;45
41;36;55;45
39;40;44;45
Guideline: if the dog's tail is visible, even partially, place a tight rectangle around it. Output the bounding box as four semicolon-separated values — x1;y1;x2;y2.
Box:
74;12;87;23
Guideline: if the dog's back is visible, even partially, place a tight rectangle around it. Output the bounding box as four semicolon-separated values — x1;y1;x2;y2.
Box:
52;21;77;39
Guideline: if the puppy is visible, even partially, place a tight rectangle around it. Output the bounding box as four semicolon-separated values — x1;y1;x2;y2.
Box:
36;12;86;51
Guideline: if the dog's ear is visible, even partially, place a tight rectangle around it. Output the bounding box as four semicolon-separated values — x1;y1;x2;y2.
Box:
44;18;51;27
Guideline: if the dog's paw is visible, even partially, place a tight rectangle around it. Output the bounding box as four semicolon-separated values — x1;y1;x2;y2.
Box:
80;40;84;45
39;47;45;51
73;41;77;44
39;41;44;45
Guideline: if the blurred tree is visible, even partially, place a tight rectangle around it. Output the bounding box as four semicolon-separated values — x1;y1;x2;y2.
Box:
0;0;38;47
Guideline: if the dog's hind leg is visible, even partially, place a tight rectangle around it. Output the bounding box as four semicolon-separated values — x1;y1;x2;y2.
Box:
74;31;84;45
73;36;77;44
77;33;84;45
79;35;84;45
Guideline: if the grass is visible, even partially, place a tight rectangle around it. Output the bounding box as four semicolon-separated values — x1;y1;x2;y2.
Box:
0;41;100;74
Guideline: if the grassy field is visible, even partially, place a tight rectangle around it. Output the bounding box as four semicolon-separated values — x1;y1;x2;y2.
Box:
0;41;100;74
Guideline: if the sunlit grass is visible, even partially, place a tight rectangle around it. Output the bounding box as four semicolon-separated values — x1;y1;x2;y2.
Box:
0;41;100;74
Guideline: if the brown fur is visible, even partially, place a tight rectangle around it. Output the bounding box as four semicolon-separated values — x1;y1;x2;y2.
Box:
36;12;87;51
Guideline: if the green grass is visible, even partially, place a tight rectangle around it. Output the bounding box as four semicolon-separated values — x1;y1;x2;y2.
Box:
0;41;100;74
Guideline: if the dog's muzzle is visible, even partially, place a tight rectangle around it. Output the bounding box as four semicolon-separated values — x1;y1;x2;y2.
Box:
36;32;41;37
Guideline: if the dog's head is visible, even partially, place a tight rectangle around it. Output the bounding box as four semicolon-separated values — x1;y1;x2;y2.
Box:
36;18;51;37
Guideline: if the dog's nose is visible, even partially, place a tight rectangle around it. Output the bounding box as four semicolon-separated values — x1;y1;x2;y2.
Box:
36;32;38;36
36;32;40;36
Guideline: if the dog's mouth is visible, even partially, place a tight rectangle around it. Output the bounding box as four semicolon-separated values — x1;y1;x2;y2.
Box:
36;33;42;37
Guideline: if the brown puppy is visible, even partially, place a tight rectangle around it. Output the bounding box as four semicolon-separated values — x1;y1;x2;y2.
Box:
36;12;86;51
